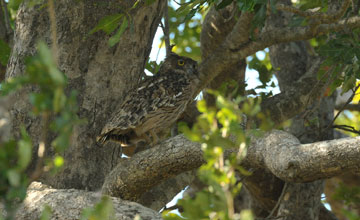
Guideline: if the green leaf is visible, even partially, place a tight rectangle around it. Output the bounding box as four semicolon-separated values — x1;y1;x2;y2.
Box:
53;88;66;113
17;127;32;170
90;14;123;35
342;75;356;93
0;39;11;66
7;169;20;187
8;0;23;10
54;156;64;167
108;17;128;47
197;99;207;113
183;8;197;23
17;140;32;170
37;42;66;85
29;93;52;112
80;196;115;220
40;205;52;220
216;0;233;9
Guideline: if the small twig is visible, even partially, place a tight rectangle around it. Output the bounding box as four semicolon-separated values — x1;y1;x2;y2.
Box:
329;84;360;128
333;124;360;135
47;0;59;65
173;0;187;6
162;0;171;56
161;204;183;213
155;39;164;62
30;112;50;182
276;0;351;24
335;103;360;111
266;183;288;219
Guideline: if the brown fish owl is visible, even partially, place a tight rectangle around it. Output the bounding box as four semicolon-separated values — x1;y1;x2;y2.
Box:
97;53;199;148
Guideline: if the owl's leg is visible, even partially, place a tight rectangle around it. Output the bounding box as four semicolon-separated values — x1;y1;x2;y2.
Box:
142;133;152;146
149;129;159;146
122;145;137;157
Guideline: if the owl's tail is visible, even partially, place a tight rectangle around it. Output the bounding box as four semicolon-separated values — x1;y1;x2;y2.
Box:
96;133;131;146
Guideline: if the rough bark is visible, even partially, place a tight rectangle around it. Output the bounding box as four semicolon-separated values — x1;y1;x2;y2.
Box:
6;0;165;190
101;130;360;201
5;182;162;220
200;5;246;106
102;135;203;201
137;170;196;211
263;1;330;218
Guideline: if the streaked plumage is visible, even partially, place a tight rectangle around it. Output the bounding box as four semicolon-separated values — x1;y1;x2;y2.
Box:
97;53;199;149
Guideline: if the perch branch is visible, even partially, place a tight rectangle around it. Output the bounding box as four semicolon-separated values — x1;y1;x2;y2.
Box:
102;130;360;200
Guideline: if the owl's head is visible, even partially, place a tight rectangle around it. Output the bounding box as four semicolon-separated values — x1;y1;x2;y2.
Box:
159;53;198;76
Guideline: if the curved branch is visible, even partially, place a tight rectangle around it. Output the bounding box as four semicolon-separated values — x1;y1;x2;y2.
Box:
246;130;360;182
101;135;203;201
101;130;360;200
14;182;162;220
198;15;360;92
197;15;360;124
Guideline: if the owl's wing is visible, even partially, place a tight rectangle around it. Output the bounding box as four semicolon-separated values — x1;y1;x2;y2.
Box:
100;71;193;136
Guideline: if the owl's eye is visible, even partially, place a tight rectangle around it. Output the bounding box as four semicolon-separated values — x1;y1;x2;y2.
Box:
178;60;185;66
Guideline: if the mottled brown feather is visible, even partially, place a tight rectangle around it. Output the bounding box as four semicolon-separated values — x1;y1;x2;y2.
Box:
97;53;199;147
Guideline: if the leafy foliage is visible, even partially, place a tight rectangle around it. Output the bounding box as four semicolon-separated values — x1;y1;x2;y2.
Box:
163;86;272;220
330;183;360;219
0;42;82;219
81;196;115;220
317;33;360;95
174;0;271;38
167;4;202;60
90;13;129;47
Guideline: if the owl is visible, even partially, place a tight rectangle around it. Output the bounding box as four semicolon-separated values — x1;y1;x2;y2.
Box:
97;53;199;151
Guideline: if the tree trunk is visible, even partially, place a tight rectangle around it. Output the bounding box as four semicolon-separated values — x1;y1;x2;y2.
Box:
6;0;165;190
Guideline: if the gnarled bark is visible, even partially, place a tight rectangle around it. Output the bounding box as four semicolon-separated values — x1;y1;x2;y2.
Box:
9;182;162;220
6;0;165;190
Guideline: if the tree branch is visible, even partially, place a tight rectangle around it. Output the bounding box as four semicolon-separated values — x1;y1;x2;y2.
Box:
11;182;162;220
102;135;203;201
101;130;360;200
276;0;351;24
197;15;360;124
162;0;171;56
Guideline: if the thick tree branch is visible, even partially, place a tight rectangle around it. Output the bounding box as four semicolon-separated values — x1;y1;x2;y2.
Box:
200;5;246;106
224;11;254;50
197;13;360;98
101;130;360;200
9;182;162;220
196;15;360;126
102;135;203;201
246;130;360;182
199;15;360;84
137;170;196;210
